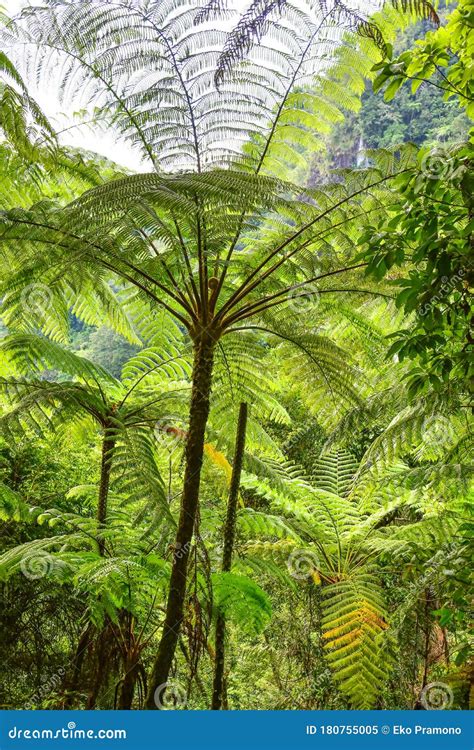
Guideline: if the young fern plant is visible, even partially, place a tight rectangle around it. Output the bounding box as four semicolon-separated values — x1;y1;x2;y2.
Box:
0;324;193;707
0;482;176;709
234;446;464;708
0;328;195;536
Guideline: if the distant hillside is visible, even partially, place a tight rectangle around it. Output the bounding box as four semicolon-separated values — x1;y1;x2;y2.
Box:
308;12;469;185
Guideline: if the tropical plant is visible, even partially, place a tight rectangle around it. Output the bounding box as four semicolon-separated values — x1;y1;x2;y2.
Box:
235;447;467;708
361;0;473;397
0;324;190;705
0;0;470;710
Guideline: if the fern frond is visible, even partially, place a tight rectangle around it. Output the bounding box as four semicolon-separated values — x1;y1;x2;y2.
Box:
313;449;358;497
212;571;272;634
322;570;389;708
1;333;119;386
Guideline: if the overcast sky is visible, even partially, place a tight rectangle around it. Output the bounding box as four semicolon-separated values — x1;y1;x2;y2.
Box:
3;0;148;167
3;0;382;170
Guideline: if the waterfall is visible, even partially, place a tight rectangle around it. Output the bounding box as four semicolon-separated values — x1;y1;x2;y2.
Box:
356;135;366;167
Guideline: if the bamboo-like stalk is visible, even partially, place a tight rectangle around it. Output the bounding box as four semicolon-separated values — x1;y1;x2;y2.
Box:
212;402;248;710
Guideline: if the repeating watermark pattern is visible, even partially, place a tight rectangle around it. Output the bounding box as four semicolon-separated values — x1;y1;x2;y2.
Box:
420;681;454;711
153;681;188;709
287;548;320;580
24;668;66;710
20;550;56;580
154;417;184;457
20;283;53;317
287;283;320;314
171;538;196;562
420;148;462;181
143;533;208;583
388;62;405;74
419;270;465;317
422;415;456;449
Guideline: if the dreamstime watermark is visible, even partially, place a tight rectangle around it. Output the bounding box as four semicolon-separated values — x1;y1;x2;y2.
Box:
420;148;463;181
148;532;209;583
8;723;126;740
170;535;206;563
153;680;187;709
287;548;320;580
422;415;456;449
20;550;56;580
287;283;320;314
24;668;66;710
154;417;184;457
420;681;454;710
419;270;465;317
20;283;53;317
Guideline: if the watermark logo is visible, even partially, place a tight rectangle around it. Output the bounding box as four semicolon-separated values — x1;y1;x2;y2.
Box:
420;681;453;710
24;667;66;710
420;148;462;181
419;270;465;317
154;417;184;458
287;283;320;314
20;283;53;317
20;550;56;580
153;681;187;710
422;415;455;449
287;548;320;580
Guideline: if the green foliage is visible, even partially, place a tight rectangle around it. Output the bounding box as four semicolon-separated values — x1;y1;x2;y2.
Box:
361;141;473;397
82;327;139;379
373;0;474;118
0;0;471;713
212;572;272;635
213;0;439;85
313;449;358;496
0;49;55;160
321;571;389;709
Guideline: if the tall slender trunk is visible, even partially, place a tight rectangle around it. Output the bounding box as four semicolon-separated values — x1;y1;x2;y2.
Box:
86;429;117;707
145;332;216;709
212;402;248;710
421;588;433;690
97;427;115;556
62;623;92;708
63;428;115;706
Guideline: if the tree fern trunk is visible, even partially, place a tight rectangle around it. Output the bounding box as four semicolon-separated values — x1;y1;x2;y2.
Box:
62;622;92;708
212;402;248;710
97;428;115;556
145;333;216;709
117;662;140;710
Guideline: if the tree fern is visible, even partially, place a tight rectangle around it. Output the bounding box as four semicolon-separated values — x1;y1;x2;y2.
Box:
233;447;467;707
0;0;448;699
214;1;439;86
0;333;185;528
0;48;55;159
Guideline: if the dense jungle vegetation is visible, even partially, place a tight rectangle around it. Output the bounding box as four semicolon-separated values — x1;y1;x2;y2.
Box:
0;0;472;712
